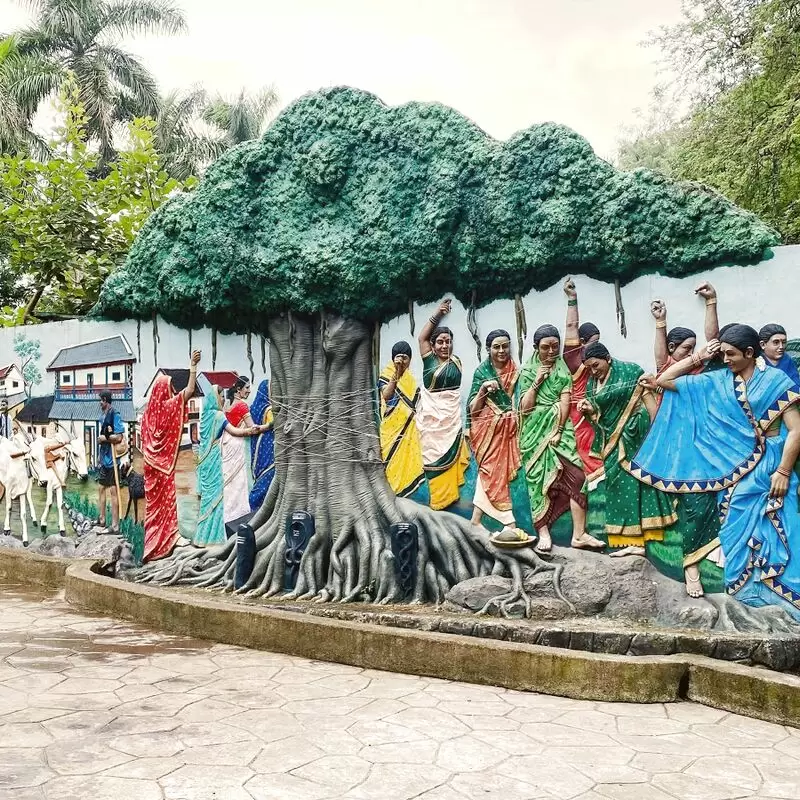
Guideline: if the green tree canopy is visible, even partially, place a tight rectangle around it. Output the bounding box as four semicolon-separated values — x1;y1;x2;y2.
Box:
97;87;778;332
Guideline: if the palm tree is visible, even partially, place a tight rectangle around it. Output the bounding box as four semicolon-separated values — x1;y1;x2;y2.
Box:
0;34;58;156
202;85;279;147
11;0;187;160
153;85;225;180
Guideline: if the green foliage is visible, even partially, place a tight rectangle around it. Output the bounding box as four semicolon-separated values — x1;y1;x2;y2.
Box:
8;0;187;160
12;332;41;396
64;491;144;566
618;0;800;242
97;87;778;331
0;82;192;321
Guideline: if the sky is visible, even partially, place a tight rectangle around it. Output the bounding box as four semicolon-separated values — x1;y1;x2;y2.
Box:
0;0;684;159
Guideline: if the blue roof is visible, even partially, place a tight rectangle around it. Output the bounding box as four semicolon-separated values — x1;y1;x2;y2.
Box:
47;335;135;371
48;399;137;423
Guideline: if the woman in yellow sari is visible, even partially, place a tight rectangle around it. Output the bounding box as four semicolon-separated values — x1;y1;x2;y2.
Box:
378;341;425;497
416;299;470;510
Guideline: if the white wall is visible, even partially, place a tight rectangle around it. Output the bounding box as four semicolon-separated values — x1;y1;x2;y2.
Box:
380;245;800;387
2;244;798;405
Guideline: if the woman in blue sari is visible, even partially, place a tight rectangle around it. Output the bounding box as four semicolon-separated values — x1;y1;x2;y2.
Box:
249;379;275;511
633;325;800;619
759;324;800;384
193;378;266;547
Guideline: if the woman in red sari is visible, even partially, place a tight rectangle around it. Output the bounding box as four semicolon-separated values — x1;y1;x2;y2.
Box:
141;350;201;562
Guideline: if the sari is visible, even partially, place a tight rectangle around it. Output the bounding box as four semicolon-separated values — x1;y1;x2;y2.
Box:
586;360;676;546
519;355;586;529
193;384;228;547
467;358;521;525
416;352;470;510
378;363;425;498
223;398;251;522
632;365;800;619
141;376;186;562
563;341;603;476
249;380;275;511
770;353;800;385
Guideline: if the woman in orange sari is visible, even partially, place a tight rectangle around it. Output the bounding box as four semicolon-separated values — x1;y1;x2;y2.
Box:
141;350;200;562
467;330;523;530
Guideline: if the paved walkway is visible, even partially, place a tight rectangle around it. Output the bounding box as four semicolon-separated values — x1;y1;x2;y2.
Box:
0;584;799;800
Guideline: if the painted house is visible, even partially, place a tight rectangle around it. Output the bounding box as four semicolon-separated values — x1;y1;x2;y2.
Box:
0;364;27;437
47;335;137;466
139;368;239;450
15;395;55;439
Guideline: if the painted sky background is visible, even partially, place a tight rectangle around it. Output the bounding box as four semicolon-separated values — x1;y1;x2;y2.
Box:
0;0;683;158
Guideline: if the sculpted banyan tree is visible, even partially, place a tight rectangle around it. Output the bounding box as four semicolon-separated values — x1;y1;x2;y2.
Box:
97;87;779;611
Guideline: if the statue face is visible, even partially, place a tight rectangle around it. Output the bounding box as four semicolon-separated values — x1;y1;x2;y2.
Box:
585;357;610;380
536;336;560;364
720;342;753;374
433;333;452;360
488;336;511;366
669;336;697;361
761;333;787;363
238;382;251;400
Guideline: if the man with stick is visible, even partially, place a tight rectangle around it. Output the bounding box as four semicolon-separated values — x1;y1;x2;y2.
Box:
97;391;125;533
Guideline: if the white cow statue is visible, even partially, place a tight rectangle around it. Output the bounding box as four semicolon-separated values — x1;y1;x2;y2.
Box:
28;429;89;535
0;433;35;545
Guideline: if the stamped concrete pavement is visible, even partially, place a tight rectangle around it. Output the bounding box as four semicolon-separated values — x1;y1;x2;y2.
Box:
0;582;799;800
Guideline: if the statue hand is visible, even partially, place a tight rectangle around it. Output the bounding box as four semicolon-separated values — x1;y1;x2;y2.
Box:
190;350;201;366
437;299;452;317
535;365;551;386
638;374;658;392
482;379;500;394
550;430;562;446
700;339;721;360
695;281;717;300
770;471;789;499
650;300;666;321
563;277;577;299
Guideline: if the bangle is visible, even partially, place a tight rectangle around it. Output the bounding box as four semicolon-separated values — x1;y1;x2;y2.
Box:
429;315;441;325
556;425;564;433
189;368;197;374
567;299;577;307
705;299;717;306
776;466;791;478
655;321;667;329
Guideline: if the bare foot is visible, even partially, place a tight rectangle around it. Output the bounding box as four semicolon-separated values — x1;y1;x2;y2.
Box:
176;536;191;547
571;532;605;550
535;528;552;553
609;545;646;558
684;565;704;598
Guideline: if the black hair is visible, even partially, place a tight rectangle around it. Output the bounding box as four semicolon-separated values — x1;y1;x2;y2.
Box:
391;341;413;358
720;324;762;358
759;323;787;342
485;329;511;349
666;326;696;351
533;324;560;348
582;341;610;362
226;375;250;403
99;390;113;404
430;326;453;343
578;322;600;343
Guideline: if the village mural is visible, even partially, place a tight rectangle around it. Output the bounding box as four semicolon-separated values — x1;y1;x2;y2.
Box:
4;88;800;648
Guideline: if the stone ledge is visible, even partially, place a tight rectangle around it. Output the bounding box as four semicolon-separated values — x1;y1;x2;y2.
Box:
59;561;800;726
0;548;75;588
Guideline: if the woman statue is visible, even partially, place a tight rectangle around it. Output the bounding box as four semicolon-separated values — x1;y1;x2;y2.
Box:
249;379;275;511
416;299;470;510
519;325;605;554
223;376;255;524
759;324;800;384
378;341;425;498
467;329;522;530
141;350;201;562
634;325;800;620
193;378;267;547
561;279;603;479
578;342;677;555
648;287;723;597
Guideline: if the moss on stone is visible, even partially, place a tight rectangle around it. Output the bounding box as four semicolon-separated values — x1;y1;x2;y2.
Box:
96;86;779;331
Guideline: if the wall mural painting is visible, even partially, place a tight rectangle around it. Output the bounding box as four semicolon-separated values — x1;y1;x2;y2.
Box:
6;87;800;648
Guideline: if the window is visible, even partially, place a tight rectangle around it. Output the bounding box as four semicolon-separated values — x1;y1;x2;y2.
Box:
87;374;94;389
41;427;46;436
111;371;121;382
61;374;71;384
12;381;19;388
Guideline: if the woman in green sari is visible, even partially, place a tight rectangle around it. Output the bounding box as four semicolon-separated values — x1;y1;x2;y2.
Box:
578;342;677;555
519;325;605;553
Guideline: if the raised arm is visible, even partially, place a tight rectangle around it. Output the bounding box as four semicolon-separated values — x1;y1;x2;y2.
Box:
695;281;720;342
419;299;451;357
651;299;668;372
564;278;579;343
656;339;720;392
180;350;202;403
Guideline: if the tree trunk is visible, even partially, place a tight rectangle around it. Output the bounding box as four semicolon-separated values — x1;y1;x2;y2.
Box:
137;313;566;617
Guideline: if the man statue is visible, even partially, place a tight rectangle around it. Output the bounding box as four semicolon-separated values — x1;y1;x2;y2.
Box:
97;390;124;532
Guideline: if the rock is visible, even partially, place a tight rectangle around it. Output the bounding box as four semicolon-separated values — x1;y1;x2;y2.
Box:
0;533;26;550
37;534;77;558
473;622;510;640
714;638;757;662
74;533;124;561
438;619;476;636
628;632;677;656
601;556;659;621
753;638;799;671
556;554;613;614
538;628;571;649
593;632;632;654
445;576;513;613
675;633;717;657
